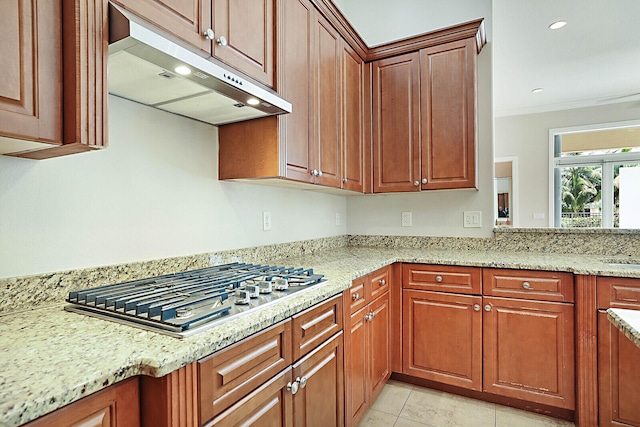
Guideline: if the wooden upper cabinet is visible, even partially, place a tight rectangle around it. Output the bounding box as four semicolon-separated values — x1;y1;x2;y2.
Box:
1;0;108;159
420;38;477;190
372;52;421;193
341;41;364;192
213;0;274;86
0;0;62;146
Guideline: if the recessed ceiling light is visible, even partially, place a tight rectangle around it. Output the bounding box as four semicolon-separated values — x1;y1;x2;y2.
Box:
549;21;567;30
174;65;191;75
246;98;260;106
532;88;544;93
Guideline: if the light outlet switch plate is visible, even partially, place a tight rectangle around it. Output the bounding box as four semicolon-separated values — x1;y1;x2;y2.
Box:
533;213;545;219
335;213;341;226
401;211;412;227
463;211;482;228
263;211;271;231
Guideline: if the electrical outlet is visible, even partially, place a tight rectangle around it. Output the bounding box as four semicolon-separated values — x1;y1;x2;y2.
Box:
335;213;341;226
401;211;412;227
463;211;482;228
263;211;271;231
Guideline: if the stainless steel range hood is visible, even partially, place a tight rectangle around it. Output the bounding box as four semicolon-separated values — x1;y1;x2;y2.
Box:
108;4;291;126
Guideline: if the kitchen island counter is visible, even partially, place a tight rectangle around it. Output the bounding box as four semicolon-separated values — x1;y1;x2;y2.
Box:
607;308;640;350
2;245;640;426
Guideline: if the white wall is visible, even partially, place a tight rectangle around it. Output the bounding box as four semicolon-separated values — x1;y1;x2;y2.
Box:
0;96;347;279
343;0;495;237
495;100;640;227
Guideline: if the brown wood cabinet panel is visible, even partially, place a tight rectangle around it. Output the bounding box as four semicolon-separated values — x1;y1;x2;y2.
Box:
369;265;391;301
204;367;293;427
292;331;344;427
575;274;599;427
212;0;274;86
403;264;482;295
372;52;421;193
25;378;139;427
341;41;364;192
111;0;211;52
402;290;483;390
598;310;640;427
368;291;391;400
313;13;341;187
292;294;343;361
483;297;575;410
0;0;62;144
598;276;640;310
483;268;574;303
198;320;292;423
348;275;368;314
420;38;477;189
345;306;368;427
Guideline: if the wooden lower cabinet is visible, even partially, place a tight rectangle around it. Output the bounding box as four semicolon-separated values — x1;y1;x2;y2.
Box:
25;378;139;427
402;290;482;390
483;297;575;410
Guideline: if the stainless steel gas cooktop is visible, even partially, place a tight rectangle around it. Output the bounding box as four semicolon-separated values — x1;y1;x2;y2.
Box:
65;262;326;338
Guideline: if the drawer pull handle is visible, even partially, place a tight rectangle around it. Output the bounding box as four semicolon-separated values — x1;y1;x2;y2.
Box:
435;275;443;283
299;376;307;389
522;281;531;289
484;304;492;312
474;304;481;312
379;279;386;286
287;380;299;395
365;312;374;321
352;293;361;301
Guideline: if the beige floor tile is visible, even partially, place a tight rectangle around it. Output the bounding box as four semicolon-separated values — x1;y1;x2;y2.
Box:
394;417;430;427
398;388;496;427
370;381;413;416
357;408;398;427
495;405;575;427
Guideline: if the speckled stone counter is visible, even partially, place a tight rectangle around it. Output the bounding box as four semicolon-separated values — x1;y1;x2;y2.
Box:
607;308;640;350
3;245;640;426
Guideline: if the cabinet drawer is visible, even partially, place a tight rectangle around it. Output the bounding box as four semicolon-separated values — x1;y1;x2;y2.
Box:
403;264;482;295
370;265;391;300
292;294;343;361
198;320;292;423
348;275;368;314
483;269;574;302
597;276;640;309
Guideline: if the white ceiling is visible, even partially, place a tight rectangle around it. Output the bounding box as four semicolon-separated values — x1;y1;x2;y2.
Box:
333;0;640;118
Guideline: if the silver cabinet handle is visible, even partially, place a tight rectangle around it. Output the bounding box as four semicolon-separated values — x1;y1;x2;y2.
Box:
204;28;215;40
474;304;481;311
379;279;386;286
365;312;374;321
484;304;492;312
299;376;307;388
318;170;323;177
287;380;299;395
522;281;531;289
413;181;420;186
217;36;228;46
422;178;428;184
435;275;443;283
342;178;348;183
352;293;360;301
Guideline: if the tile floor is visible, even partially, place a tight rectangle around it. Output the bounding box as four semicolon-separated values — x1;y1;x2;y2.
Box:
357;380;575;427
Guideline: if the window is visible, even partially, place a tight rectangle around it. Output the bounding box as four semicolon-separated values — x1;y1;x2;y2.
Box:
551;122;640;229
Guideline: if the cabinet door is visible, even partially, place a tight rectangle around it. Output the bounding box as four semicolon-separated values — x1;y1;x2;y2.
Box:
345;306;368;426
368;292;391;400
293;332;344;427
0;0;62;144
313;13;341;188
279;0;314;183
111;0;211;52
598;310;640;427
420;38;477;190
341;41;363;192
372;52;421;193
212;0;274;87
402;290;482;390
205;367;293;427
483;297;575;409
25;378;140;427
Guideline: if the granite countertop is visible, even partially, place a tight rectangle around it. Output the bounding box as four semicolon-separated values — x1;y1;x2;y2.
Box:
2;246;640;426
607;308;640;350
